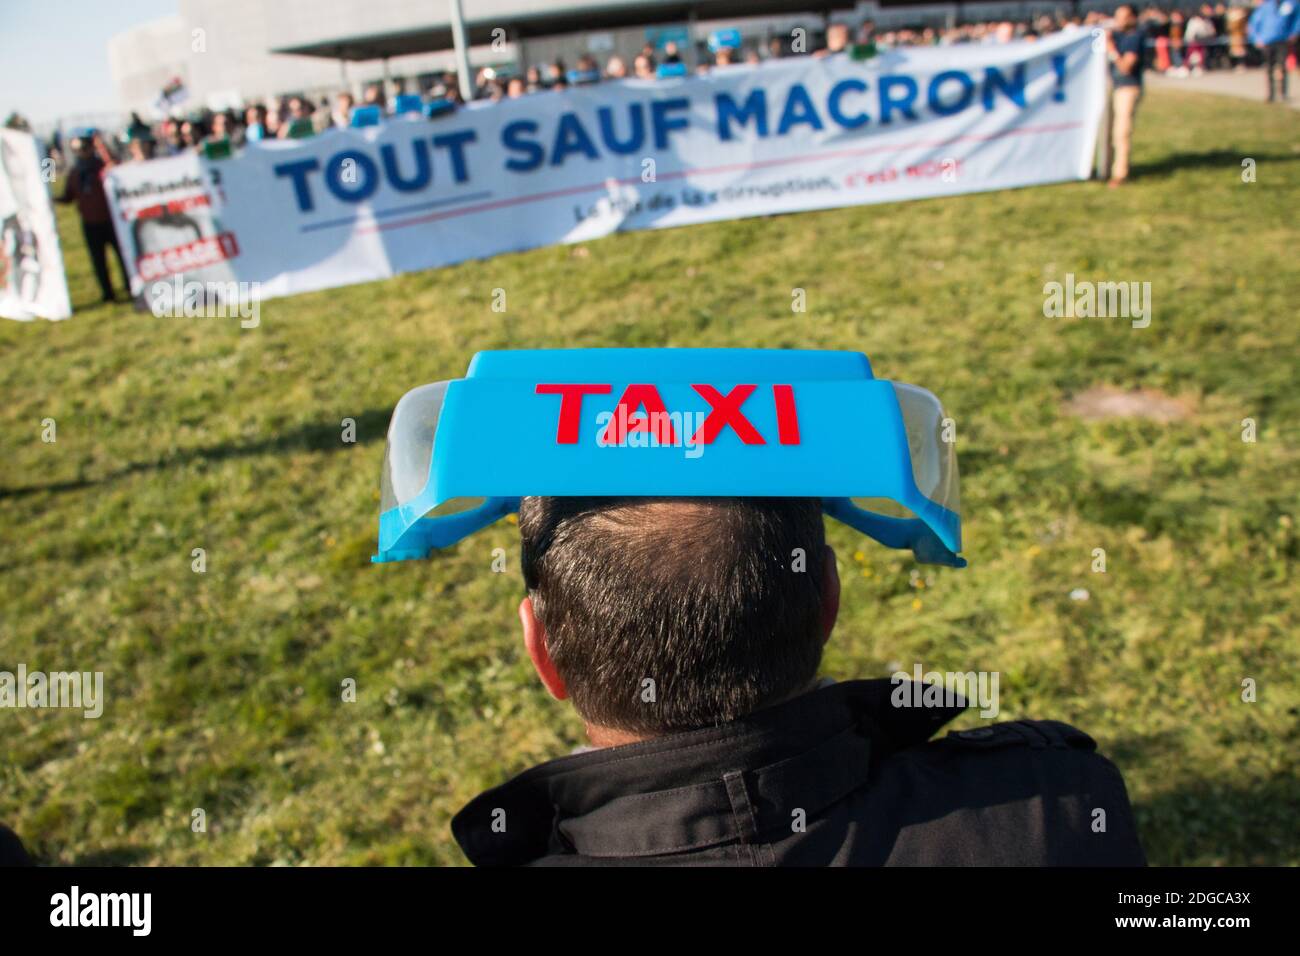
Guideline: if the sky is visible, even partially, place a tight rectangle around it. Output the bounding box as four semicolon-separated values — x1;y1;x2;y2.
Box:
0;0;178;127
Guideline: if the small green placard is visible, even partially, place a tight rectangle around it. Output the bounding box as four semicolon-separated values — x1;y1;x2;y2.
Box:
203;137;233;160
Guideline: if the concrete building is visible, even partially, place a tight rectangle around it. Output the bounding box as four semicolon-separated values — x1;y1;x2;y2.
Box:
107;0;1185;120
109;0;517;117
107;14;191;118
109;0;869;117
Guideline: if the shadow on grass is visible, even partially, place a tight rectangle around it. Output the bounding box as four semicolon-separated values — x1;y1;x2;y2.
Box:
64;845;154;866
1131;768;1299;865
1105;729;1188;768
1130;148;1300;180
0;408;393;500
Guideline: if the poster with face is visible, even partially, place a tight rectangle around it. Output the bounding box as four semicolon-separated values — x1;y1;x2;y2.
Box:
0;128;72;321
105;152;241;311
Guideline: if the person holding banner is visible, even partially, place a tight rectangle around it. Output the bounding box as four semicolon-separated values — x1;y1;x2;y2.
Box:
1108;5;1147;188
331;92;355;130
58;134;127;303
815;22;851;58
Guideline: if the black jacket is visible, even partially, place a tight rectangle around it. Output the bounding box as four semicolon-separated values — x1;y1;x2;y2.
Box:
0;824;31;866
452;679;1145;866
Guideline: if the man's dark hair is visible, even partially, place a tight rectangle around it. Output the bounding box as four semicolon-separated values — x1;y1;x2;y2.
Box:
519;496;827;734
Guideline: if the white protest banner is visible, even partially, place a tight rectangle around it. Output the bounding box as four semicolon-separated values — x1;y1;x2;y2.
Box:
1;129;72;321
104;29;1105;308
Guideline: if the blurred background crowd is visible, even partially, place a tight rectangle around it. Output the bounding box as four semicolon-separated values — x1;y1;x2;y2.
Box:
2;2;1293;171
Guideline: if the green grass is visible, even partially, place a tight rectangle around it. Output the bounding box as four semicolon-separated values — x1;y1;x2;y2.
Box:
2;88;1297;866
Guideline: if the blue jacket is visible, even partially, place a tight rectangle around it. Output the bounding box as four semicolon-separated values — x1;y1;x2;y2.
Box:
1248;0;1300;45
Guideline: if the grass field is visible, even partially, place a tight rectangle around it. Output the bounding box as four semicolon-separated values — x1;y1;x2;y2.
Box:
1;88;1297;866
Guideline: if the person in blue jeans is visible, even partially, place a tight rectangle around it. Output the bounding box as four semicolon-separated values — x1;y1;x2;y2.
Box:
1248;0;1300;101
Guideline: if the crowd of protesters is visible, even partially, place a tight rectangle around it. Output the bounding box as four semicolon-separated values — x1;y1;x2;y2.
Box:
10;2;1293;173
4;1;1294;301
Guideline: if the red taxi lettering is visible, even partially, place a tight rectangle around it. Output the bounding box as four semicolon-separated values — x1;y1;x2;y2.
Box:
537;383;800;446
602;384;678;446
690;384;765;445
535;383;611;443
